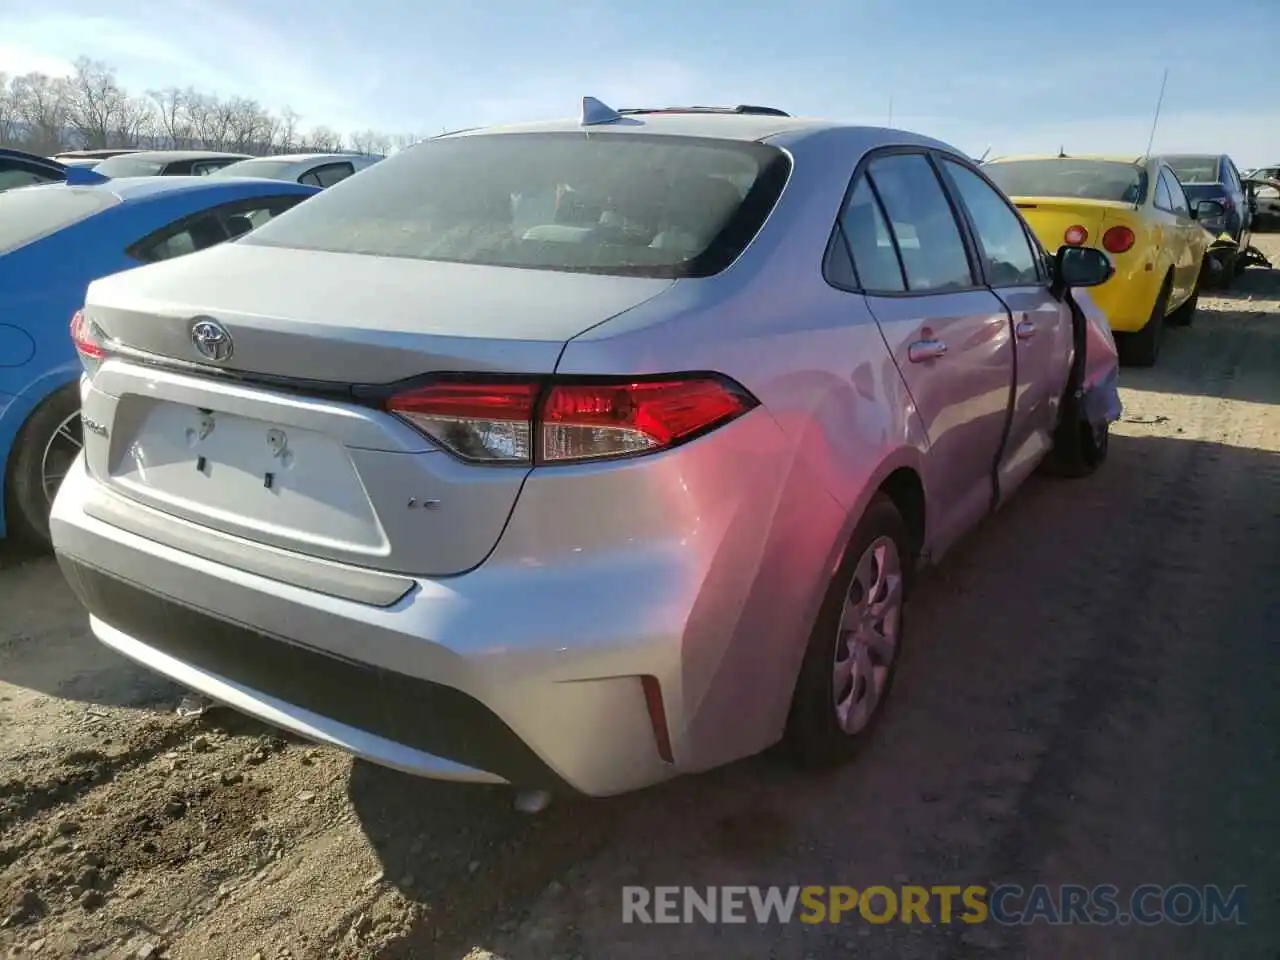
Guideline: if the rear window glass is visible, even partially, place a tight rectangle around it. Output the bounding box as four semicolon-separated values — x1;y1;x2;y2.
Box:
242;132;791;278
1163;156;1220;184
0;187;119;254
93;156;166;178
0;167;60;191
983;159;1147;204
210;160;298;180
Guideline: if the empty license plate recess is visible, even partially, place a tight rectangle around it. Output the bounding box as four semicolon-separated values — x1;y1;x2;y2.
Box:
108;399;385;553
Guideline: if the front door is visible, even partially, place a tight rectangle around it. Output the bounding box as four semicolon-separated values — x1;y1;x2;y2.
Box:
938;157;1072;497
841;153;1015;558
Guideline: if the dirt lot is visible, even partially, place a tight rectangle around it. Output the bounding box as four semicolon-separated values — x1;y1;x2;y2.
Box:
3;236;1279;960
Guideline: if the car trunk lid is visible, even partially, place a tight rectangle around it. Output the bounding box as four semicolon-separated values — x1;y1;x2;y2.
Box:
1007;197;1134;253
77;244;673;578
84;242;672;382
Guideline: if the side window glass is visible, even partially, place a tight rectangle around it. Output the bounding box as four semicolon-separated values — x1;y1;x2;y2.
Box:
941;159;1040;286
309;163;355;188
299;171;323;187
1162;171;1190;217
130;213;229;263
1224;161;1240;190
0;165;58;190
823;225;859;289
837;176;905;292
219;197;306;237
1155;173;1173;212
866;153;974;292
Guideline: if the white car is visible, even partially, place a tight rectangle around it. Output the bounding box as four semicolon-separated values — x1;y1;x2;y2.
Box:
1244;168;1280;229
210;153;383;188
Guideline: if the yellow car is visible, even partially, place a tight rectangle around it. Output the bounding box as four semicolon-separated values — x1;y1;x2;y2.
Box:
983;154;1221;366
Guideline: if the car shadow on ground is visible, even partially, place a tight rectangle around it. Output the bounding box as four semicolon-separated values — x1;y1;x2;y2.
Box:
1118;294;1280;406
347;429;1280;960
0;542;181;708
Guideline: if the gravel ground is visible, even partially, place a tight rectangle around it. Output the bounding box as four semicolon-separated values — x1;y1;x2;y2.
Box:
3;235;1279;960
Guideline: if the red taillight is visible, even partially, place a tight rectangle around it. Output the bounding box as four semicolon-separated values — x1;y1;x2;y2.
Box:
1101;225;1135;254
541;378;750;463
386;375;756;466
70;309;105;360
387;380;539;463
1064;225;1089;246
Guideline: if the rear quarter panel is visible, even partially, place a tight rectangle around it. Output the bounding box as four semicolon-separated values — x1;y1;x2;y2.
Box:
1094;205;1171;327
554;128;931;769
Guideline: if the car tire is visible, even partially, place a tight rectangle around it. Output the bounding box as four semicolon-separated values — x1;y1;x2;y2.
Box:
1118;277;1169;367
1165;278;1200;328
785;494;910;768
5;384;81;550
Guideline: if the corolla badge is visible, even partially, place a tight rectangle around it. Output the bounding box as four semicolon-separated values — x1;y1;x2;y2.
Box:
190;318;233;362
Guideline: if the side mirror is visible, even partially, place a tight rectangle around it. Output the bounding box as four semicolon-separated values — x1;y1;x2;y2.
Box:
1053;245;1114;290
1193;199;1226;222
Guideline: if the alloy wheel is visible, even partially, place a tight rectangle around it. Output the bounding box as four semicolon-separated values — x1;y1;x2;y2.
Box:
41;411;83;504
832;535;904;735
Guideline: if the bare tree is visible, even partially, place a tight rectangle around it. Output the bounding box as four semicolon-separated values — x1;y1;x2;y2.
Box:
0;73;18;147
0;54;412;157
148;87;193;149
348;128;392;155
115;96;157;148
65;57;129;149
306;125;344;152
224;96;262;152
185;90;230;150
11;73;71;154
390;132;426;153
277;107;300;153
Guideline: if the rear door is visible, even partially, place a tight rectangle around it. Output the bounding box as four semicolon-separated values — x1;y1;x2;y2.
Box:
1224;158;1251;245
842;151;1015;555
1159;167;1204;298
938;156;1070;497
1151;170;1187;301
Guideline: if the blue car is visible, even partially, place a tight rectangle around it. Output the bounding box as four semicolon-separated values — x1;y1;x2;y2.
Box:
0;147;109;192
0;176;320;545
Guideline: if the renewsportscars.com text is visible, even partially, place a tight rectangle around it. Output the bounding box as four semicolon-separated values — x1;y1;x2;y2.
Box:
621;884;1248;926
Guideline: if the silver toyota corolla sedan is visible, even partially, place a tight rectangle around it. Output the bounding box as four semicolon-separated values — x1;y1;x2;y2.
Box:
50;98;1123;799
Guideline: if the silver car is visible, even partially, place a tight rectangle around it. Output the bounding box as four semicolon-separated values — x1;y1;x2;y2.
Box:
209;153;383;189
51;99;1122;798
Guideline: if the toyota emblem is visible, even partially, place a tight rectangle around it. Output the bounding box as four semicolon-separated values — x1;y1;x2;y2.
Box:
190;318;233;363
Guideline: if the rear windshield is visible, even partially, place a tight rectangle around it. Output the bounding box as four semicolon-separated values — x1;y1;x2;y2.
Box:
0;187;119;255
210;159;297;180
1163;156;1220;184
983;159;1147;204
93;155;166;178
241;132;791;278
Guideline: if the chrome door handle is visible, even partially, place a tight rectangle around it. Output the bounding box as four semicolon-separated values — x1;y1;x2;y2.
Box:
1015;318;1036;339
907;339;947;363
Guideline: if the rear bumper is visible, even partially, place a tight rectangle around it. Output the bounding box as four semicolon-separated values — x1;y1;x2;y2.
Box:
51;463;683;796
50;398;835;796
59;556;568;788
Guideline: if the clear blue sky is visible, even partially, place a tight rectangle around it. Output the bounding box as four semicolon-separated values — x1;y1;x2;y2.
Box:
2;0;1277;165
